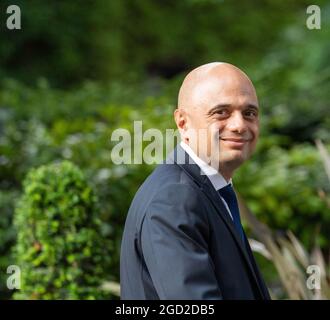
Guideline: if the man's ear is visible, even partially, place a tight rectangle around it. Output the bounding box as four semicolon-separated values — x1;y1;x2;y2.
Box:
174;108;189;142
174;108;185;129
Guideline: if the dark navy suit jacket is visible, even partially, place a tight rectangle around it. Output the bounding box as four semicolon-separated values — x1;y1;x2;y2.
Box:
120;144;271;300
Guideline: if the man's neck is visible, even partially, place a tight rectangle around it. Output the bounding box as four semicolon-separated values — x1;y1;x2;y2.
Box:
179;141;232;189
218;165;233;183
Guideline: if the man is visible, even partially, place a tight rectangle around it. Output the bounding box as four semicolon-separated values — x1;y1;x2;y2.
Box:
120;62;271;300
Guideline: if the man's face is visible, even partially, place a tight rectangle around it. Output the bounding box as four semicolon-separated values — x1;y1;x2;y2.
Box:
185;70;259;172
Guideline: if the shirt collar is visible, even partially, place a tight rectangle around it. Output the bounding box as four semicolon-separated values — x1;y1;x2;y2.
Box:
180;141;232;191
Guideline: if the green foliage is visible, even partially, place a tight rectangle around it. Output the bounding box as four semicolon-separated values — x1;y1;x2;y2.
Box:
0;0;321;86
252;3;330;143
237;142;330;248
0;190;18;299
12;161;112;299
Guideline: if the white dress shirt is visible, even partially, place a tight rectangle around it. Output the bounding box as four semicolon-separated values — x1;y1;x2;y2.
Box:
180;141;234;220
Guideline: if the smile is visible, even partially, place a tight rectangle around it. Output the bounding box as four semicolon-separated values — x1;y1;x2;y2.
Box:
220;138;249;148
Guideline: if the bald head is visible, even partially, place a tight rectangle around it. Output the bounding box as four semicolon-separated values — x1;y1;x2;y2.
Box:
178;62;257;111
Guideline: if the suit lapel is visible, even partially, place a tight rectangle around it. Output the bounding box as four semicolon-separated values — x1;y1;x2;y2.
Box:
168;145;266;299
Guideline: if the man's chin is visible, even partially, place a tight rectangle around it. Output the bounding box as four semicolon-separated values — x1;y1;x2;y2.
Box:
219;150;248;166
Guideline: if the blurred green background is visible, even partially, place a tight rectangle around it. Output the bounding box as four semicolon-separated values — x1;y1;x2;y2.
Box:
0;0;329;299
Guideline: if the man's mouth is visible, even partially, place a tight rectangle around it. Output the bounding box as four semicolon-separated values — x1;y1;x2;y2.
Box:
220;137;250;148
221;138;247;142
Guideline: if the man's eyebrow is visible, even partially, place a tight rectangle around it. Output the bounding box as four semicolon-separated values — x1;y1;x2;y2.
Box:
206;103;259;116
206;104;230;116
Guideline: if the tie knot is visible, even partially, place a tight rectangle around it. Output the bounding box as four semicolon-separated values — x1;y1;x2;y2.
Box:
218;184;236;202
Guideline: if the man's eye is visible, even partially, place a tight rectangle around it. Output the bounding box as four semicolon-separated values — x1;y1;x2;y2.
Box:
244;110;258;118
216;109;228;116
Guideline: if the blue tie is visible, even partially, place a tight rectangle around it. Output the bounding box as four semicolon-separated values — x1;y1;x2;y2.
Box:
218;184;245;243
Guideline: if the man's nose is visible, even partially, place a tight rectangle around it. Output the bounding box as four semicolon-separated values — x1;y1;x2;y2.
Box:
226;111;247;134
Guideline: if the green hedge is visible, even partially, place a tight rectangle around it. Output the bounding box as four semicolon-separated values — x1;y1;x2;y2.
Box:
12;161;111;299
